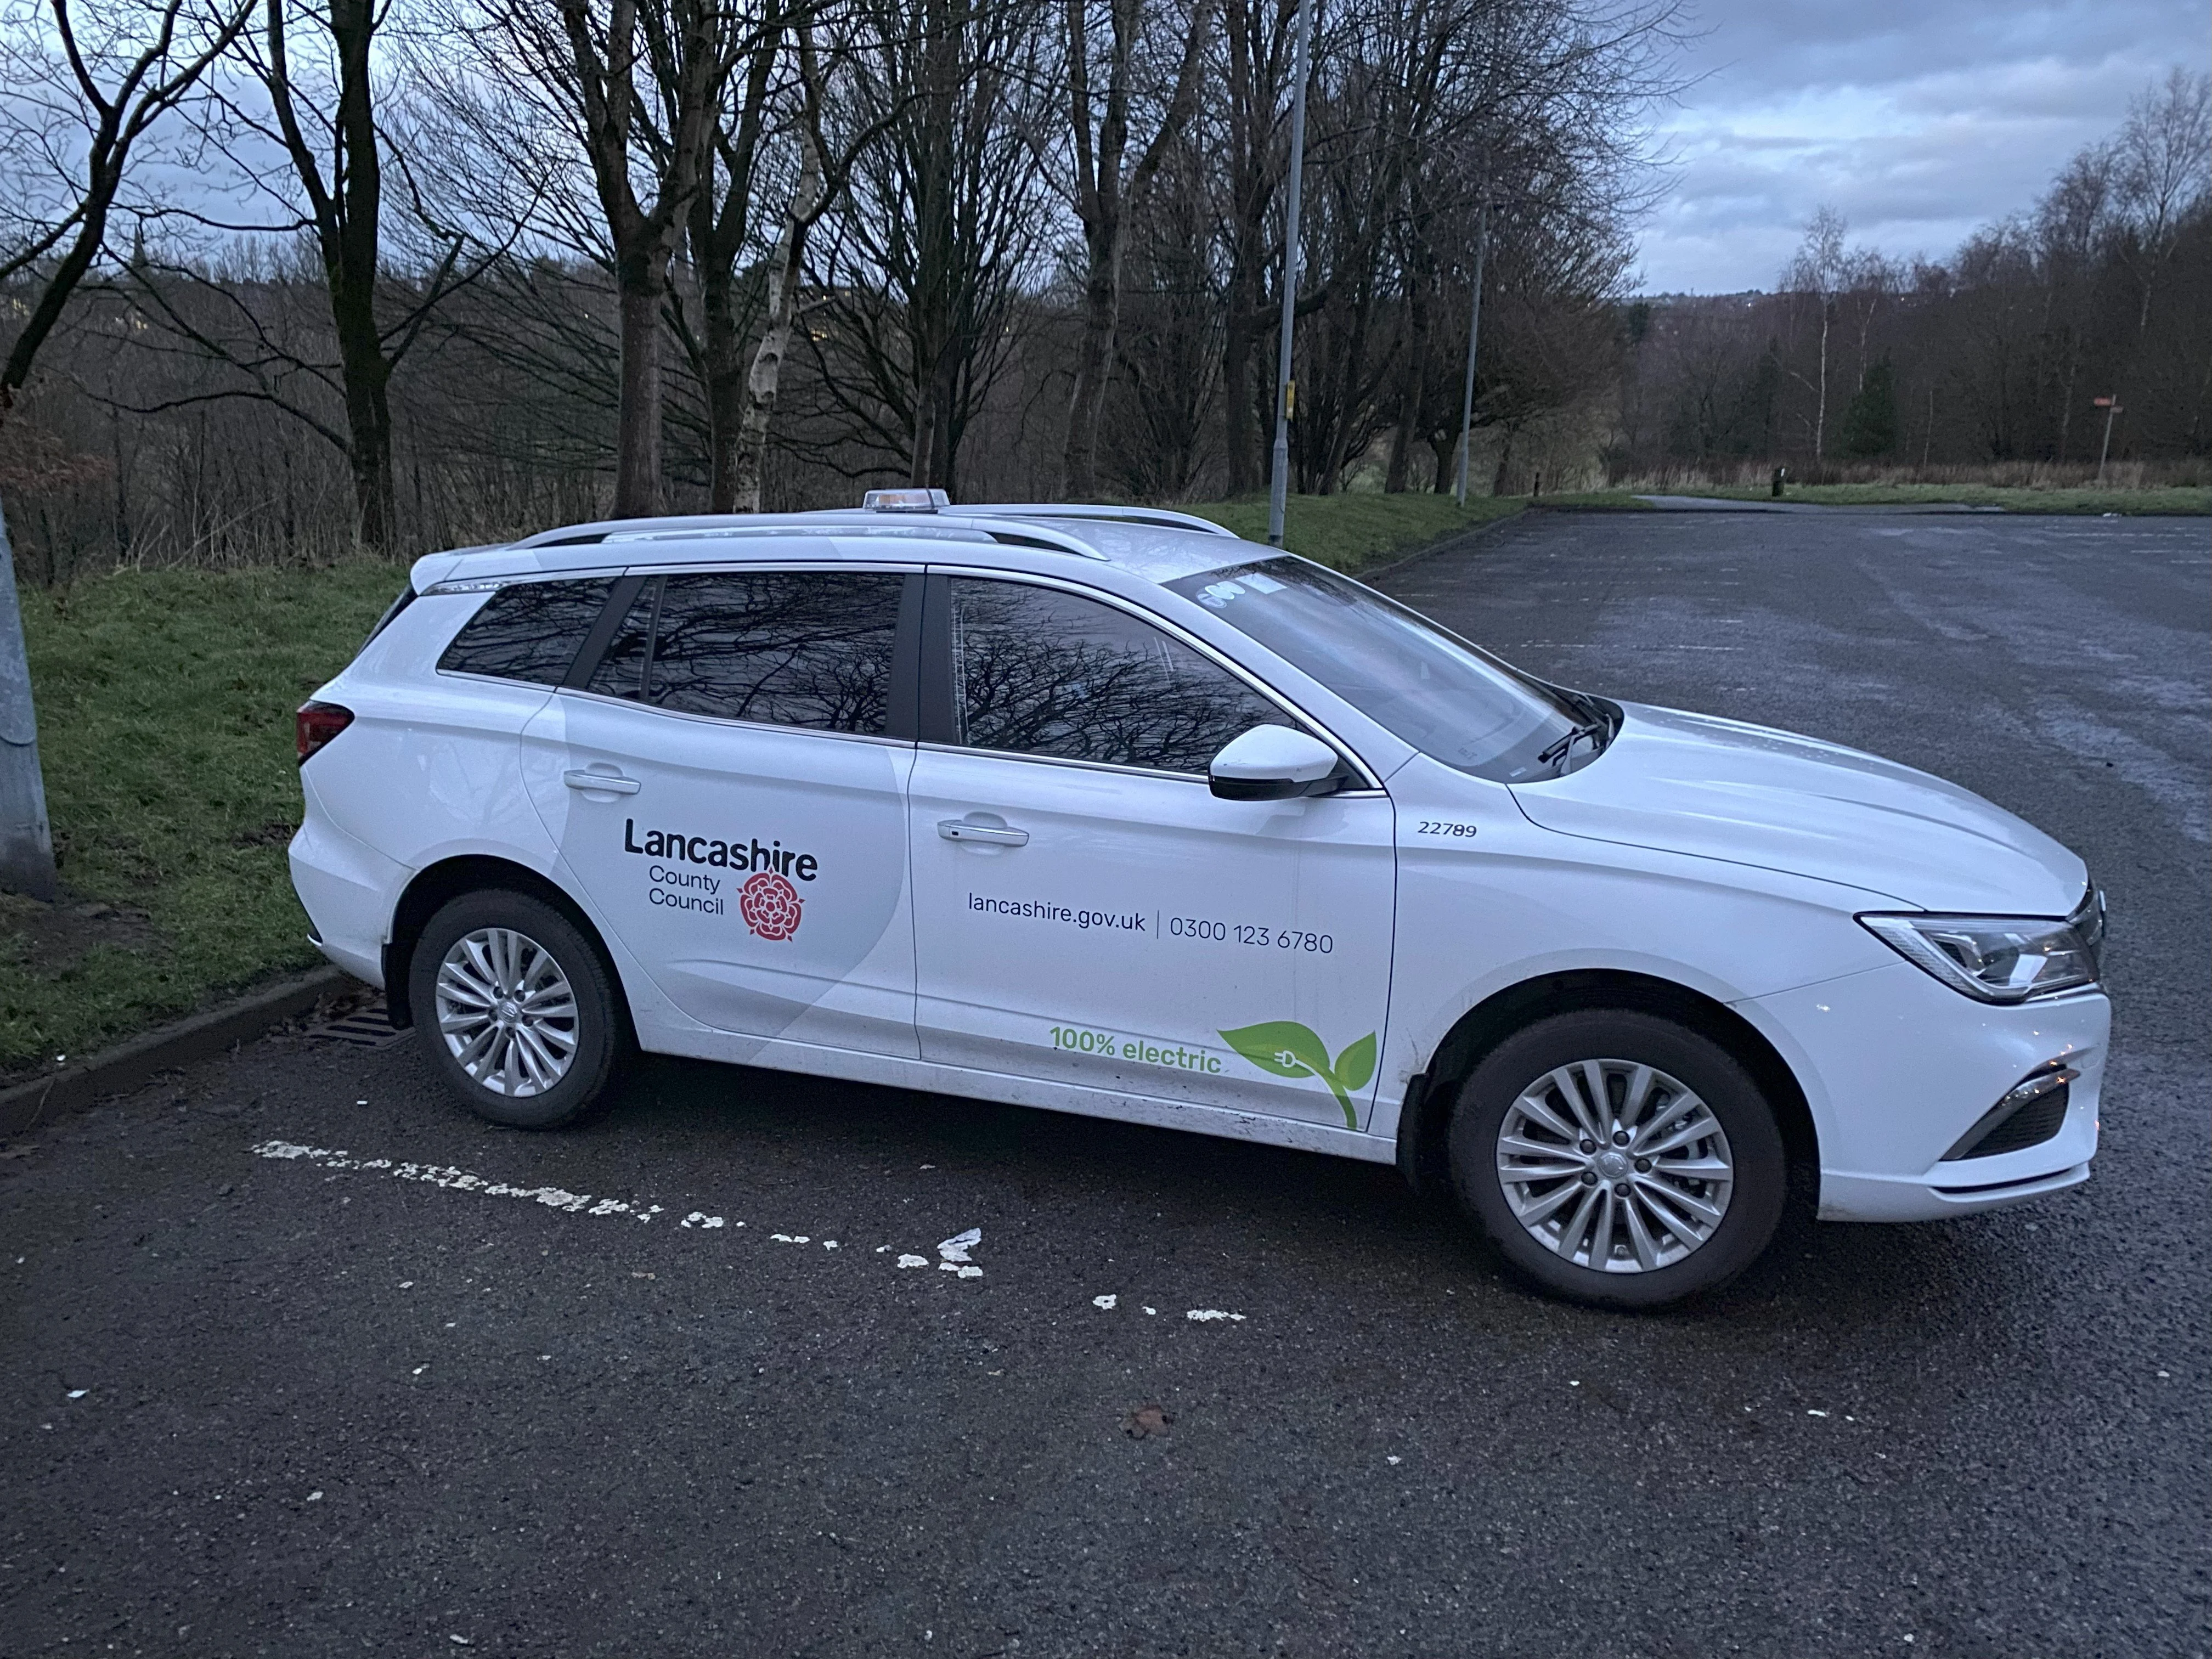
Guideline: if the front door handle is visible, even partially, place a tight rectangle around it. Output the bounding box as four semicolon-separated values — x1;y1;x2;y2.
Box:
938;817;1029;847
565;769;641;795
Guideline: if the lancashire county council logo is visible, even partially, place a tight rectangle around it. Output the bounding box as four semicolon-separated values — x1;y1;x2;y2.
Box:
739;870;804;941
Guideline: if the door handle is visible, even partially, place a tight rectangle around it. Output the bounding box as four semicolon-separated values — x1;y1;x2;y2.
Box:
938;817;1028;847
565;769;641;795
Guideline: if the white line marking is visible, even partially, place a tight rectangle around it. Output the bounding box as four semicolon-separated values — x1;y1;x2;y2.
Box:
249;1142;1248;1321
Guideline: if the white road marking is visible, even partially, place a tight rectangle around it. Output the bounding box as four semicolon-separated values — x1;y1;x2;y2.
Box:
249;1142;1251;1321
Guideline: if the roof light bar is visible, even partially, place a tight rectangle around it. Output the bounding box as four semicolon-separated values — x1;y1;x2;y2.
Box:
863;487;949;513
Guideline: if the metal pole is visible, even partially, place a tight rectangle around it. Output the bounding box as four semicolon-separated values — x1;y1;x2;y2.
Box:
0;503;58;902
2096;400;2119;483
1453;197;1490;506
1265;0;1315;548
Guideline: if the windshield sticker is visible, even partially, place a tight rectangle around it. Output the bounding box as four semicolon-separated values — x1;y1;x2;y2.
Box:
1218;1021;1378;1129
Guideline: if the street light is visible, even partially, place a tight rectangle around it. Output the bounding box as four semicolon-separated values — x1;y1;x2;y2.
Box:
1453;195;1493;506
1265;0;1317;549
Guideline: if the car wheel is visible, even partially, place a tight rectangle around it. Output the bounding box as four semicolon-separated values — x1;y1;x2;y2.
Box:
408;889;627;1130
1447;1009;1786;1309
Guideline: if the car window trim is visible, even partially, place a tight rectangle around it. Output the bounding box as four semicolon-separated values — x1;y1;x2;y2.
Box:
560;573;649;691
555;562;924;743
919;564;1385;792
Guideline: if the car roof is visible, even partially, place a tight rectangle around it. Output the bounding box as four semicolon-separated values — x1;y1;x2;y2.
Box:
407;504;1259;594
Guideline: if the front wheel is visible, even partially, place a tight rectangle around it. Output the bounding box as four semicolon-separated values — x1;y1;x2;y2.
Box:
1448;1010;1786;1308
408;889;627;1130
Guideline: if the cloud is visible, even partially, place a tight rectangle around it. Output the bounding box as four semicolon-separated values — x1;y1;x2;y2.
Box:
1633;0;2210;292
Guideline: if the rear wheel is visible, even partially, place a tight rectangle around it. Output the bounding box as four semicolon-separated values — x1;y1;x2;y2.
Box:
1448;1009;1786;1308
409;889;626;1130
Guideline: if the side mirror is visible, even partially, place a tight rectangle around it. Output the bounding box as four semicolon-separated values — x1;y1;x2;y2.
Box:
1208;724;1343;802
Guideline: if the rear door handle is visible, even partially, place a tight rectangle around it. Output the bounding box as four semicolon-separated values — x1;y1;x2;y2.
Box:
938;818;1028;847
565;769;641;795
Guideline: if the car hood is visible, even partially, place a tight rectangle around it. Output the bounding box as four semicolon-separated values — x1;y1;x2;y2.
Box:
1508;702;2087;914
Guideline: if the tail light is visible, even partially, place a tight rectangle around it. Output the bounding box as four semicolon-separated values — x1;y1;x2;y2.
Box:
297;701;354;765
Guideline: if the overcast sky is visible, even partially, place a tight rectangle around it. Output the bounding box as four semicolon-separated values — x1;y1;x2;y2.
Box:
1633;0;2211;294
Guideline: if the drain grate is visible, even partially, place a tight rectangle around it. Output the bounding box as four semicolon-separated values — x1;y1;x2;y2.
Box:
307;997;407;1049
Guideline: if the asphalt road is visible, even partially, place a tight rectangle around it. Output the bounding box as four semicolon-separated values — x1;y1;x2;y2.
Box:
4;509;2207;1658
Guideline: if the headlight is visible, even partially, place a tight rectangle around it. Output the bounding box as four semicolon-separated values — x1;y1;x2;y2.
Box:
1860;889;2103;1004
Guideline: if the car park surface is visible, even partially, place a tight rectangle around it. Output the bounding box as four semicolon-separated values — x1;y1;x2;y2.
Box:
3;509;2205;1655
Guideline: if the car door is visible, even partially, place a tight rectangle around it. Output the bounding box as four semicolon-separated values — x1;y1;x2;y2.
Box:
520;563;922;1059
907;572;1397;1131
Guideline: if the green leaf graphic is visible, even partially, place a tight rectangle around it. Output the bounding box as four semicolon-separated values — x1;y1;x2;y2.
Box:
1217;1020;1331;1080
1332;1032;1378;1095
1218;1021;1378;1131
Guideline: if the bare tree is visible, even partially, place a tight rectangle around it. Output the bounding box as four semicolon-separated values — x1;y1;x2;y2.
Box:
806;0;1054;494
0;0;252;421
1781;205;1848;458
2110;67;2211;335
450;0;742;516
1058;0;1214;498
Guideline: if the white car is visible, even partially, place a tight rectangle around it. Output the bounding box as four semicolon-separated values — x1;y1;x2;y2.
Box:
290;493;2108;1307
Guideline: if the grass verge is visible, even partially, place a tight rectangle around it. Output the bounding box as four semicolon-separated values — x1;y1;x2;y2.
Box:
1187;492;1526;570
0;492;1528;1077
2;561;404;1079
1610;483;2211;515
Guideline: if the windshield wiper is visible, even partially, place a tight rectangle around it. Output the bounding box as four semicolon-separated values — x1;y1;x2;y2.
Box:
1537;720;1609;770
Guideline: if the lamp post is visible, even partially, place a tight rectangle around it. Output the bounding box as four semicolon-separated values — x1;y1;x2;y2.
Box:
1453;195;1492;506
1265;0;1316;548
0;504;58;902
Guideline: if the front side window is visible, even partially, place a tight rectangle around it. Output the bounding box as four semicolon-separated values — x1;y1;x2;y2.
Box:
585;571;904;736
949;578;1285;775
1165;556;1595;782
438;578;616;685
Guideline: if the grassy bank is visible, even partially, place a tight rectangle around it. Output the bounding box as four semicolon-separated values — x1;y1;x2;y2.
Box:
3;493;1508;1077
1613;482;2211;515
1188;492;1525;569
2;561;403;1078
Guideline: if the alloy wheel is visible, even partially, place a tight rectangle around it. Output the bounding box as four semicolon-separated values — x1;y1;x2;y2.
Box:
433;927;580;1097
1494;1057;1736;1273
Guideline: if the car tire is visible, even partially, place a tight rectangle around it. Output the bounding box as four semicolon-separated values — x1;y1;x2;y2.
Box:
408;889;628;1130
1447;1009;1787;1309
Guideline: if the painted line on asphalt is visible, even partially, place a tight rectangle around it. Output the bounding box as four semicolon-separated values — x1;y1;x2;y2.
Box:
246;1141;1246;1322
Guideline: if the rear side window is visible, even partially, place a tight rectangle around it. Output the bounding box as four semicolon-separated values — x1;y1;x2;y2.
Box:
438;578;615;685
586;571;905;736
948;578;1283;774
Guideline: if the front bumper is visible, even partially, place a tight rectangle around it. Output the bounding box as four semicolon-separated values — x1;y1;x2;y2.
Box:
1743;962;2108;1223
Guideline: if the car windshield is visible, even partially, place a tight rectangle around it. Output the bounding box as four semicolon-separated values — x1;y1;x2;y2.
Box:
1165;556;1599;783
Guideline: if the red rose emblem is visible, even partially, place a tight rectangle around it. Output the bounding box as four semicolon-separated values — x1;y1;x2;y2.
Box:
738;870;804;941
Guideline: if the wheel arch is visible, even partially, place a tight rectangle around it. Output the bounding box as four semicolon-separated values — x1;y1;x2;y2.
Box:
1396;968;1818;1199
383;855;624;1036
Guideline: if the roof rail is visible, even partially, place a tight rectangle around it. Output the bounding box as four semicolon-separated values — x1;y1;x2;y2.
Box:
957;503;1237;537
497;511;1111;562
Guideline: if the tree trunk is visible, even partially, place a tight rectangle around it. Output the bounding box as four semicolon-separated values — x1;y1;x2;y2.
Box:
729;125;825;514
1063;234;1120;500
1813;301;1830;459
613;274;667;517
1385;286;1429;493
